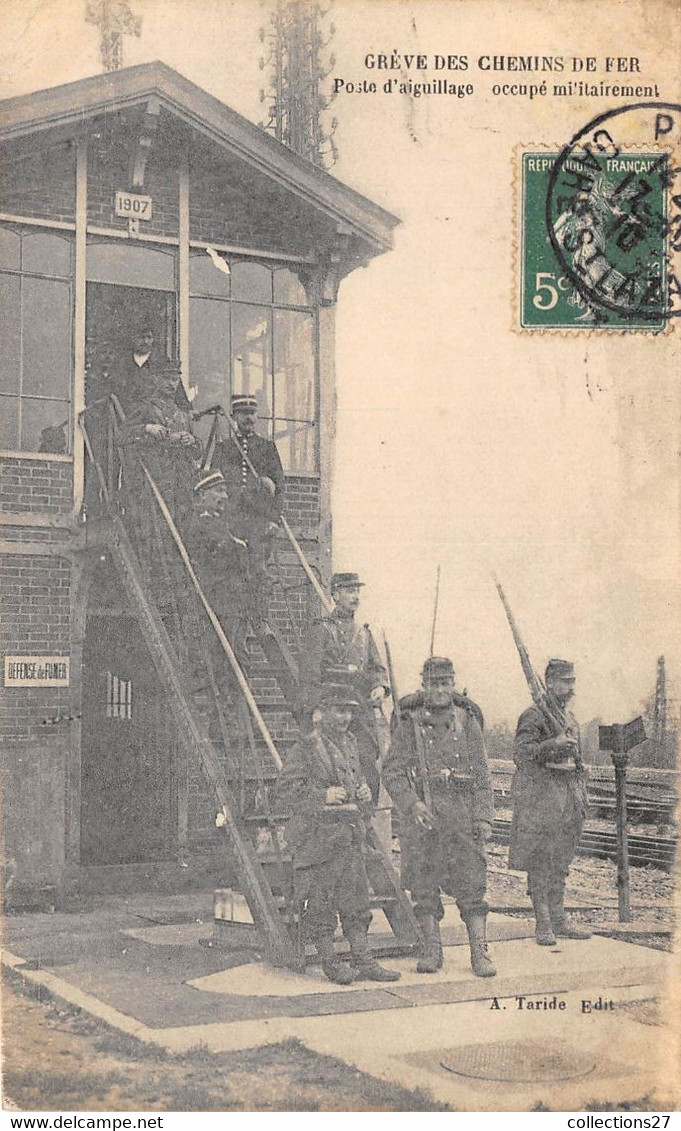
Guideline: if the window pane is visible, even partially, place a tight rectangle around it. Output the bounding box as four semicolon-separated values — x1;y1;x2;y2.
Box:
0;228;20;270
273;267;308;306
86;242;176;290
22;231;72;276
231;261;272;304
21;397;70;454
0;274;21;394
189;251;231;297
23;277;71;398
274;420;316;475
274;310;315;420
189;296;230;445
0;395;19;450
231;304;272;418
273;310;316;472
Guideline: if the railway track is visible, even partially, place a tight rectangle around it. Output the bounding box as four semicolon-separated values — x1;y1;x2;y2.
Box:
491;818;676;871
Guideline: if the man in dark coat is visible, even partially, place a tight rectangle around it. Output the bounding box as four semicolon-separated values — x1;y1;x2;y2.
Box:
212;394;285;629
117;360;200;539
508;658;591;946
297;572;389;801
276;682;400;986
383;656;496;978
113;326;163;416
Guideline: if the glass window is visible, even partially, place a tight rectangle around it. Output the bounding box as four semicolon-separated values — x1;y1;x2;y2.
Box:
0;275;21;394
0;398;19;450
186;258;318;474
231;261;272;304
22;277;71;398
86;241;176;290
0;225;73;453
189;296;230;445
22;231;72;276
189;250;231;298
22;397;70;454
0;228;20;270
231;304;272;421
273;267;308;306
274;310;316;474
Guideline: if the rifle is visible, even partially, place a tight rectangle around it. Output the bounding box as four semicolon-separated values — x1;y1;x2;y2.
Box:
429;564;441;656
492;574;574;751
383;632;400;710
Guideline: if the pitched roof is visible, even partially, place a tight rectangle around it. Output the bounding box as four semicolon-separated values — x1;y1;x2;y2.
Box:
0;61;399;253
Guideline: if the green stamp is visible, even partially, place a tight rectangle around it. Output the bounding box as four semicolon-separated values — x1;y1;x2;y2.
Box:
520;150;667;330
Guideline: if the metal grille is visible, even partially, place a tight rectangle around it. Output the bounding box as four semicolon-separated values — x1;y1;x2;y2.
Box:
106;670;133;720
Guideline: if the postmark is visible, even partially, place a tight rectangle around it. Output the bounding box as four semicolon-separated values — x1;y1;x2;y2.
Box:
545;103;681;327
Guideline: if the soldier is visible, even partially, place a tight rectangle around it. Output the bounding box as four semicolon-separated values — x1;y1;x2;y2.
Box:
276;681;401;986
383;656;497;978
297;572;388;801
212;394;285;629
185;469;250;737
508;658;591;946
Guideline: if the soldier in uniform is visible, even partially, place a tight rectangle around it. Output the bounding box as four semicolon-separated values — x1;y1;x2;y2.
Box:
212;393;285;629
297;572;389;801
383;656;497;978
509;658;591;946
185;469;250;737
276;682;401;986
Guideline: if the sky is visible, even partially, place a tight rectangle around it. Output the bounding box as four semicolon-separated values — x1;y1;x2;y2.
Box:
1;0;679;726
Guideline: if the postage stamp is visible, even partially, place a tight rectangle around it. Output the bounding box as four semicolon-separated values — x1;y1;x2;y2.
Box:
519;146;668;331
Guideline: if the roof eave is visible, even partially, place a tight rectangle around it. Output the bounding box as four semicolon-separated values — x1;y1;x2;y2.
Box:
0;61;400;255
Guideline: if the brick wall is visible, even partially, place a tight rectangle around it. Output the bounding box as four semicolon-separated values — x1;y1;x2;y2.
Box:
0;553;71;741
0;457;74;743
87;135;179;239
0;141;75;223
0;457;73;515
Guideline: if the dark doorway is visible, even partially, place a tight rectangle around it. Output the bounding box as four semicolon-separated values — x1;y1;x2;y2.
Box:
84;281;176;406
80;609;178;865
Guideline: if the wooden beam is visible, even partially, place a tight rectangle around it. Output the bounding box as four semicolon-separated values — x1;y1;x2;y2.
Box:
130;95;161;190
178;144;190;396
72;137;88;516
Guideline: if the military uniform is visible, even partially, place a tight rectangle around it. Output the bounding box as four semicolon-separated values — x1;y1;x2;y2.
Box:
276;683;400;985
383;656;496;977
298;574;388;800
508;658;590;944
212;396;285;628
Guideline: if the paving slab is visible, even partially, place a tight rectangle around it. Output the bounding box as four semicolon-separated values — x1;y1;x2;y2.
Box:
4;892;677;1111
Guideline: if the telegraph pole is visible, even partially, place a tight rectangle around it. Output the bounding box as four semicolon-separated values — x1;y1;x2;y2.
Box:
260;0;337;167
85;0;141;73
653;655;667;767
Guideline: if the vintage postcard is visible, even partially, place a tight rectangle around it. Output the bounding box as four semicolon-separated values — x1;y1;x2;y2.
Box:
0;0;679;1117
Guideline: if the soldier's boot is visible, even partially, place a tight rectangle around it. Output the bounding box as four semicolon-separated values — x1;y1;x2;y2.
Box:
345;929;401;982
314;937;356;985
531;891;557;946
416;914;444;973
465;914;497;978
548;886;592;939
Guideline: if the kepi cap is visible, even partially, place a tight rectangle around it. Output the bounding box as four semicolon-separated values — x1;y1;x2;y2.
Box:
545;658;575;682
194;470;225;494
231;393;258;413
318;681;360;708
331;572;364;590
422;656;455;681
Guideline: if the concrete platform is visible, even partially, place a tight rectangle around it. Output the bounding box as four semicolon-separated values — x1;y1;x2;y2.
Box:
3;891;678;1111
